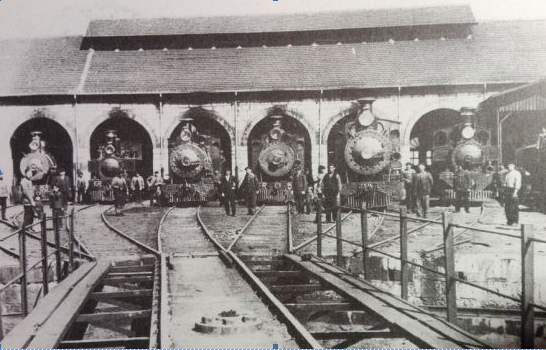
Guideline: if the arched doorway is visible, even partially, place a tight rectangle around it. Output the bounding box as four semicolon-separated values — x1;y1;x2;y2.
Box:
168;110;232;183
11;117;73;185
409;108;460;173
247;115;311;182
89;114;154;179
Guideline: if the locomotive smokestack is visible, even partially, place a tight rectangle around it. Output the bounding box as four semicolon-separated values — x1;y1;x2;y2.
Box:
460;107;476;125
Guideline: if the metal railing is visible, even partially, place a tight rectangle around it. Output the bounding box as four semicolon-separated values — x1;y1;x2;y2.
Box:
0;207;89;340
293;203;545;348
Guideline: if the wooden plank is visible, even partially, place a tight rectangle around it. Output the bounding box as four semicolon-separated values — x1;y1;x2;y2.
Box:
311;329;393;340
59;336;149;348
228;251;322;349
0;262;97;349
109;264;155;273
521;224;535;348
400;208;408;300
253;271;305;278
160;255;170;349
27;261;111;349
76;309;151;323
85;319;136;337
292;255;490;349
102;275;154;285
285;302;360;313
149;261;160;349
442;212;457;323
107;271;154;277
284;254;486;349
89;289;153;300
269;284;327;293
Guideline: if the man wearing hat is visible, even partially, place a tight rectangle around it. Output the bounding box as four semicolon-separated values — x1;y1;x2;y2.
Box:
53;168;72;213
111;171;128;215
241;167;259;215
147;171;164;206
0;170;9;220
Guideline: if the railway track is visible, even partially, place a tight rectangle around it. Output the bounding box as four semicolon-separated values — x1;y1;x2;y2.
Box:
197;204;489;348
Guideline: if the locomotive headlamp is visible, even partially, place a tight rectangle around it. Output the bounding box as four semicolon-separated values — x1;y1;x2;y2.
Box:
357;107;375;127
180;129;192;142
461;124;475;139
29;140;40;151
105;144;116;155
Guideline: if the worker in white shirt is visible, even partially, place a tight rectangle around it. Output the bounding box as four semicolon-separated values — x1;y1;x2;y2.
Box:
504;163;521;227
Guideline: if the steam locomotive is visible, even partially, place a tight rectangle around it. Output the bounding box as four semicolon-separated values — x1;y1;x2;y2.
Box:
164;117;225;205
248;115;307;204
16;131;58;202
88;130;143;202
434;108;500;202
329;99;402;207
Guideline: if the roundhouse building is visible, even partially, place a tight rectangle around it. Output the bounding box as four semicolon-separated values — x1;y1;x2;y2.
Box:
1;5;546;188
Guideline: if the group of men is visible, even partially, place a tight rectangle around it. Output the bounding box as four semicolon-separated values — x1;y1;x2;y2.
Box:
111;170;164;215
216;164;343;223
401;163;435;218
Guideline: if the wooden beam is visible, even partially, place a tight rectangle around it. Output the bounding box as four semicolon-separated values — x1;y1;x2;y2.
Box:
109;264;155;273
58;336;149;348
26;262;112;349
311;329;393;340
253;271;305;278
76;309;151;323
85;319;136;337
269;284;327;293
107;271;153;277
284;254;489;349
102;275;154;285
285;302;360;313
0;262;97;349
90;289;153;300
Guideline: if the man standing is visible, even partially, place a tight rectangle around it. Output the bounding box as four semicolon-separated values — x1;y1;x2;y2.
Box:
0;172;9;220
292;168;307;214
314;165;326;223
76;171;86;204
220;170;238;216
147;171;163;206
48;184;63;229
401;163;416;212
21;168;36;229
322;165;342;223
504;163;521;227
242;167;259;215
453;165;472;213
112;171;128;216
53;168;71;213
132;172;145;203
213;170;222;205
414;164;433;218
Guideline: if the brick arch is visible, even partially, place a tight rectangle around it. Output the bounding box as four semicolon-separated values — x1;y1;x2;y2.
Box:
320;102;361;145
7;107;76;148
240;107;316;147
164;107;235;145
84;107;159;148
402;104;463;147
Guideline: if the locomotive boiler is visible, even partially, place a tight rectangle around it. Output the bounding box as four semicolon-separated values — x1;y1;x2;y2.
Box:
165;118;225;205
20;131;57;183
329;99;402;207
248;115;307;204
88;130;142;202
434;108;500;202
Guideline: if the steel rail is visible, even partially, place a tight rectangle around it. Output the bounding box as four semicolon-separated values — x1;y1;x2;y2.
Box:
226;204;265;252
156;206;176;254
197;206;322;349
101;207;160;256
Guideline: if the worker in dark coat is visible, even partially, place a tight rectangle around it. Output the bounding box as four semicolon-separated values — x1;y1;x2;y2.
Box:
414;164;434;218
453;165;472;213
292;168;307;214
21;168;37;229
53;168;72;212
241;167;260;215
220;169;238;216
48;184;64;229
321;165;342;223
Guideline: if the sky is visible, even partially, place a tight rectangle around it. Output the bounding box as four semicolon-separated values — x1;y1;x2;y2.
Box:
0;0;545;39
